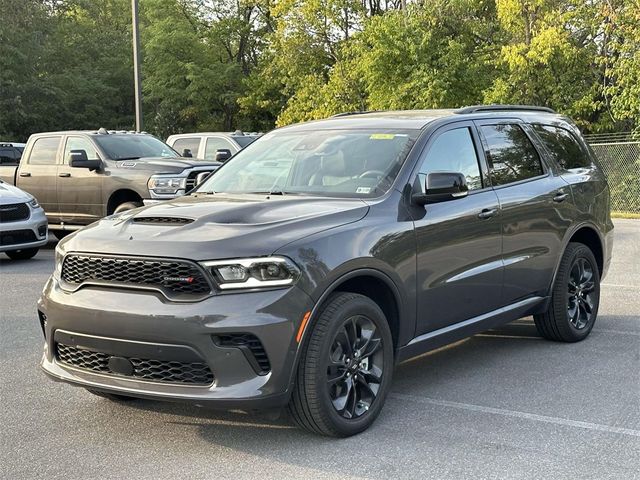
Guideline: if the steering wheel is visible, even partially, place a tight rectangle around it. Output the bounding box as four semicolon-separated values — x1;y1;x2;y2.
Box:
358;170;385;179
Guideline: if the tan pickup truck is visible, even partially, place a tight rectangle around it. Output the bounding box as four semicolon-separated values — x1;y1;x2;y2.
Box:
0;129;220;239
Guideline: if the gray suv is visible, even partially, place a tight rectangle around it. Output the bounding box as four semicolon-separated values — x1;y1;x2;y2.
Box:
40;106;613;437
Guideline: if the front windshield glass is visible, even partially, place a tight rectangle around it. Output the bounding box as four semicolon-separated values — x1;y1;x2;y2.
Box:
195;129;418;198
94;135;178;160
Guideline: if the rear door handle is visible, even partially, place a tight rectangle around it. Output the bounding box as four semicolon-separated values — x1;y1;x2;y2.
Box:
553;191;569;203
19;172;31;177
478;208;498;219
58;172;71;178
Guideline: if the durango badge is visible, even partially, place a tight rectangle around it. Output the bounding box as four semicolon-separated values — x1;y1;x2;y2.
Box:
163;276;194;283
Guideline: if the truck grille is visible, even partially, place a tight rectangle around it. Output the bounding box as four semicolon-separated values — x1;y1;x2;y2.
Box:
0;202;29;222
61;254;212;300
0;229;36;246
56;343;214;385
185;169;215;191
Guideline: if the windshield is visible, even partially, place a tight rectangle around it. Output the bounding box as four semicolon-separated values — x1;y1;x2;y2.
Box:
94;135;179;160
195;129;418;198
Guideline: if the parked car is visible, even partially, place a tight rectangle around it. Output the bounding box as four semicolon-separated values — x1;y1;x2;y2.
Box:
0;142;26;166
40;106;613;437
0;179;48;259
0;129;220;239
166;131;261;162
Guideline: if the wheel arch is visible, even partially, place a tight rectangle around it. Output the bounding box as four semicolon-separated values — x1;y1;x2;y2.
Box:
107;189;144;215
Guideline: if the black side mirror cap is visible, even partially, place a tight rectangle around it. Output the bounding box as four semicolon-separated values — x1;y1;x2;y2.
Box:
412;171;469;205
70;150;101;171
182;148;193;158
215;149;232;163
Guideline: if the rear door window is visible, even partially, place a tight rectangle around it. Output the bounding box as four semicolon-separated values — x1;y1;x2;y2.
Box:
480;124;544;186
29;136;62;165
531;124;591;170
172;137;201;157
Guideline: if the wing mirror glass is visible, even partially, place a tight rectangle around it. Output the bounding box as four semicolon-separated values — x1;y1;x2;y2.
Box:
215;149;232;163
413;171;468;205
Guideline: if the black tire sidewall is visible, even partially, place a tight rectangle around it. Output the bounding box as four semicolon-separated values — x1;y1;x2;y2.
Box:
308;293;394;436
113;201;142;214
553;243;600;340
5;247;39;260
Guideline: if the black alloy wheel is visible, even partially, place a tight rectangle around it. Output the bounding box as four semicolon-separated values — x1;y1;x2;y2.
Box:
567;256;596;329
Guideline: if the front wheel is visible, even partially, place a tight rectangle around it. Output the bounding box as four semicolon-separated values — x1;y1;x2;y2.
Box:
5;247;39;260
534;242;600;342
288;292;394;437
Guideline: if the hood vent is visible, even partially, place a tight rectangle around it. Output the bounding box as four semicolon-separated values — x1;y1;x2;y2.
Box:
133;216;194;226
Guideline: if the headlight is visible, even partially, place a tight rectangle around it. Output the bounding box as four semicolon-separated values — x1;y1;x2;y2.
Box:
201;257;300;290
147;176;187;195
28;197;39;209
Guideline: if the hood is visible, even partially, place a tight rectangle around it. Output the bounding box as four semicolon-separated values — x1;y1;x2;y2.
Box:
113;157;221;174
0;181;33;204
62;194;369;260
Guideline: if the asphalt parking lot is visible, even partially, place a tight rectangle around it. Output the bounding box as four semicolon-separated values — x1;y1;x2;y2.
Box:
1;219;638;480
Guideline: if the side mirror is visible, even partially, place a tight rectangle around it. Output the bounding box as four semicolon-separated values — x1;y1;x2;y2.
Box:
215;149;232;163
182;148;193;158
413;172;468;205
69;150;101;171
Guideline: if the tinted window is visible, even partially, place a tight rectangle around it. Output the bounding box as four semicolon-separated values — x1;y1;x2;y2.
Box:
481;124;543;186
532;124;591;170
204;137;236;159
172;137;201;157
418;127;482;190
233;136;259;148
0;148;18;165
93;135;178;160
29;137;61;165
64;136;99;163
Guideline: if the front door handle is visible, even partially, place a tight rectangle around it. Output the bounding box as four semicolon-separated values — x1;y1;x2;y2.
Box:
553;191;569;203
58;172;71;178
478;208;498;219
19;172;31;177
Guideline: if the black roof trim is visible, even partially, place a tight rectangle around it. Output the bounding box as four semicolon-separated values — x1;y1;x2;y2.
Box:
455;105;556;114
331;111;379;118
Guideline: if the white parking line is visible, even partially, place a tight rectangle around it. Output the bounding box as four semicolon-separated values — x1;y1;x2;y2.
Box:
390;393;640;438
602;283;639;289
593;329;640;337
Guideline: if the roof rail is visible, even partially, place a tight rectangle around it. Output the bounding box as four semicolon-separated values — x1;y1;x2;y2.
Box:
331;111;378;118
455;105;556;114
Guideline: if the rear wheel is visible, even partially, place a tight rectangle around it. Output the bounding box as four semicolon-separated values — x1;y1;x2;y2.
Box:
5;247;39;260
534;242;600;342
288;292;394;437
85;389;136;402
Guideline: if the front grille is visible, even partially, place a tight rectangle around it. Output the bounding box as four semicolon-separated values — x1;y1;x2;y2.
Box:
214;333;271;375
61;254;212;300
185;170;214;190
0;229;36;246
133;216;194;225
0;202;29;222
56;343;214;385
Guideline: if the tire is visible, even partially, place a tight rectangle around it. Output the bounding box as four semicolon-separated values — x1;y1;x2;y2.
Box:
534;242;600;342
288;292;394;437
113;201;142;214
85;389;136;402
53;230;70;241
5;247;39;260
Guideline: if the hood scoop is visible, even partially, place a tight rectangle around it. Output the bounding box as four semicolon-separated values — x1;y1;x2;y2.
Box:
132;216;194;226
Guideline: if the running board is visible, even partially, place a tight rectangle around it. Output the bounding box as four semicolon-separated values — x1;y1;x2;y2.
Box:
48;223;83;231
397;296;547;363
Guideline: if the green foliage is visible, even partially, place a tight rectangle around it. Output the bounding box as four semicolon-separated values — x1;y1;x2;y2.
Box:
0;0;638;141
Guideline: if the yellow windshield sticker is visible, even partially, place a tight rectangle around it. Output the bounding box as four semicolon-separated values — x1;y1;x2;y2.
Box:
369;133;395;140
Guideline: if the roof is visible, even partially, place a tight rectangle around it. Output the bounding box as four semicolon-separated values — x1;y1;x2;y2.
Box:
280;105;561;131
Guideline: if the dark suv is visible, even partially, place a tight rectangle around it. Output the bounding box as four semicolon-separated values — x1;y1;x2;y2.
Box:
40;106;613;437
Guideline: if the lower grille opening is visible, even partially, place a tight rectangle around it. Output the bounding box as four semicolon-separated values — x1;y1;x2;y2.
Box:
0;229;36;246
213;333;271;375
55;343;214;385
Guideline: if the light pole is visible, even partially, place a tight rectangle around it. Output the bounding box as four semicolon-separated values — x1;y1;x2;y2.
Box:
131;0;143;131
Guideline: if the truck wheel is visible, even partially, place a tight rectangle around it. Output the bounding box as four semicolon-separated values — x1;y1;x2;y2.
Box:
113;201;142;214
288;292;394;437
534;242;600;342
5;248;39;260
85;389;136;402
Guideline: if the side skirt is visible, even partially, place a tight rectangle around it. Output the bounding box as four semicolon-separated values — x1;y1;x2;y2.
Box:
396;296;548;363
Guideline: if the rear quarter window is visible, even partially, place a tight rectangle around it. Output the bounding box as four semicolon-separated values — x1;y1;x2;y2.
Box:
532;124;592;170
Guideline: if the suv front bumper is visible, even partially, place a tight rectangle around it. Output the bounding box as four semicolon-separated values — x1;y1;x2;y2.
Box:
0;207;48;252
38;277;314;408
